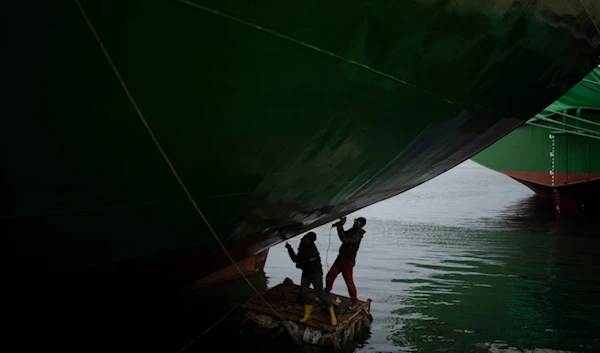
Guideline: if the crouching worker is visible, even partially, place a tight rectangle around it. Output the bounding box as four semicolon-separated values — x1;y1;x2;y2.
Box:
285;232;337;326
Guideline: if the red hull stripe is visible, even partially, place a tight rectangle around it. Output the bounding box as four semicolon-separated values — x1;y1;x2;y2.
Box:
499;170;600;187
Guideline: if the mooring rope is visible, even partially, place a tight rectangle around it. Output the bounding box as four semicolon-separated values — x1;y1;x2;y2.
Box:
578;0;600;38
326;226;333;270
72;1;295;350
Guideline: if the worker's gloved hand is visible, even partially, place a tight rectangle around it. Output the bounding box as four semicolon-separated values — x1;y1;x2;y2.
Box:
285;242;292;250
332;216;347;227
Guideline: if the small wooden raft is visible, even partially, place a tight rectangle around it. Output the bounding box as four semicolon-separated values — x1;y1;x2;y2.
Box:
240;278;372;349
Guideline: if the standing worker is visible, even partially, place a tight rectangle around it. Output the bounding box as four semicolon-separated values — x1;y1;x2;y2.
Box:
285;232;337;326
325;216;366;309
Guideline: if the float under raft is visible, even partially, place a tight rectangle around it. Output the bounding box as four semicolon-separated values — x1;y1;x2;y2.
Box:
240;278;372;349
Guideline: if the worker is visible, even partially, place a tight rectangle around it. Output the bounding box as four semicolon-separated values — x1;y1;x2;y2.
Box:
285;232;337;326
325;216;366;309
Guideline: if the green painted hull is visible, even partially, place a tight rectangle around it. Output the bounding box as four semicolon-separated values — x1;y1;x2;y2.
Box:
2;1;600;297
472;67;600;214
472;116;600;185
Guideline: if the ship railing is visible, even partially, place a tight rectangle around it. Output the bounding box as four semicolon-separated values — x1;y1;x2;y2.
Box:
526;108;600;140
526;121;600;140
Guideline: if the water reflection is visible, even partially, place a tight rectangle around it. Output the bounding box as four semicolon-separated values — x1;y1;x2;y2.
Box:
375;195;600;353
482;194;600;237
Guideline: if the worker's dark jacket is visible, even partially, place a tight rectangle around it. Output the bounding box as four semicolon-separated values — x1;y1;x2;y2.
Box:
287;242;322;274
336;226;365;263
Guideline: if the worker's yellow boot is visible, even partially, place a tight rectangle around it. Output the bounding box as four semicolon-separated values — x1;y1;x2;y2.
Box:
299;305;312;323
328;306;337;326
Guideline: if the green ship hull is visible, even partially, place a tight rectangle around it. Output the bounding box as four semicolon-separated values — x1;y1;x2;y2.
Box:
472;67;600;215
2;1;600;298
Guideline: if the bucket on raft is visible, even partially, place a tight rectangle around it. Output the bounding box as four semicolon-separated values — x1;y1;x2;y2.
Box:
240;278;373;350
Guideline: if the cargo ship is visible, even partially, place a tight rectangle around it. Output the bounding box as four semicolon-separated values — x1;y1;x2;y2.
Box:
472;66;600;215
2;1;600;299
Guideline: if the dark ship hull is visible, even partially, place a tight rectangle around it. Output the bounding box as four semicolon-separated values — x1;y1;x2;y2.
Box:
2;1;600;298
